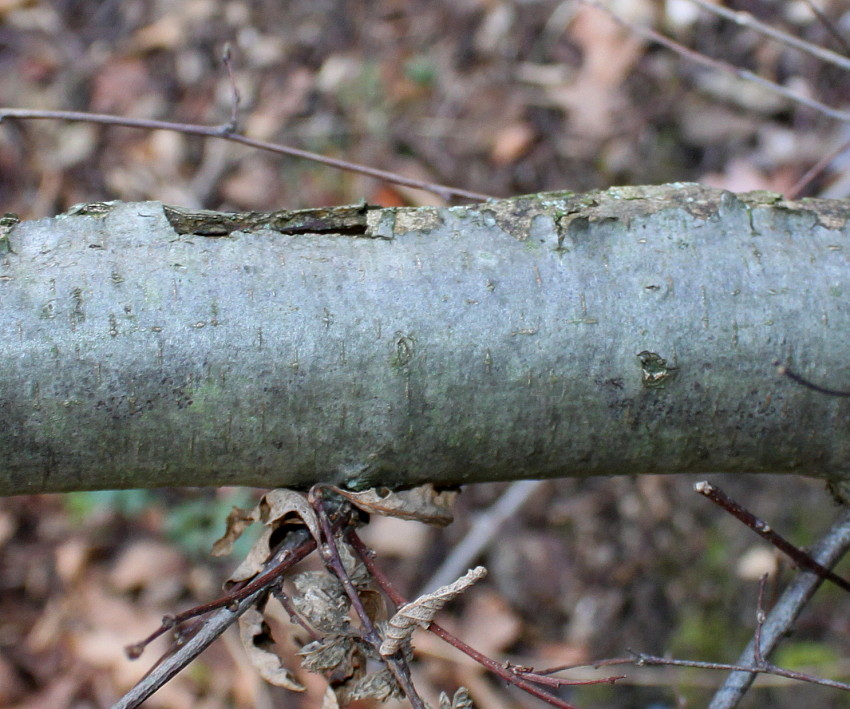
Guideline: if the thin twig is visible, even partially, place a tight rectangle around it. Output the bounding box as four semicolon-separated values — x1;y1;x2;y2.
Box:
786;137;850;199
272;586;321;642
582;1;850;124
420;479;544;594
0;108;493;203
631;651;850;692
708;505;850;708
347;530;597;709
775;361;850;398
799;0;850;55
753;575;768;667
685;0;850;72
220;43;241;133
111;526;316;709
695;481;850;593
125;543;307;658
310;488;427;709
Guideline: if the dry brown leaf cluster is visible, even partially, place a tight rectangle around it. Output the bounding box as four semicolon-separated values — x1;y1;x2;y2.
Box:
198;485;472;707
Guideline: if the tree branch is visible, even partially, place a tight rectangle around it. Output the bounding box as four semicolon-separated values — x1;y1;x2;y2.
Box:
2;184;850;495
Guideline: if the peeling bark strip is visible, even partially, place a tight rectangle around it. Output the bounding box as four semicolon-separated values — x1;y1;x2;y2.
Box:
1;183;849;495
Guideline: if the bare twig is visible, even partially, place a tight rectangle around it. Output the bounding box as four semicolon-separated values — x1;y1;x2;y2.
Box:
310;487;426;709
220;43;241;133
708;505;850;708
420;479;544;594
582;1;850;124
753;575;768;667
775;361;850;398
799;0;850;55
695;481;850;593
0;108;493;203
111;526;316;709
786;137;850;199
125;541;307;658
684;0;850;73
347;530;609;709
631;651;850;692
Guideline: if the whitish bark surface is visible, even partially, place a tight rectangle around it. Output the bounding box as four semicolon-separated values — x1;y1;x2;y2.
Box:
1;183;849;495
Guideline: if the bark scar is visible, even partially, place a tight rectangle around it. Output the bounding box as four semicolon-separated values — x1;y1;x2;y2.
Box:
163;202;381;238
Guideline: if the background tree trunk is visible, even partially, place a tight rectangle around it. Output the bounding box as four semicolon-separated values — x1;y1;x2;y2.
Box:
2;183;849;495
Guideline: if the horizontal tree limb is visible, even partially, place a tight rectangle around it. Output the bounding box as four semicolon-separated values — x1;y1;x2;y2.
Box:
1;184;849;495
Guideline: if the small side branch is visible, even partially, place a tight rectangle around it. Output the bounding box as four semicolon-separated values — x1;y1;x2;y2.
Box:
709;505;850;708
775;362;850;398
695;481;850;592
346;530;621;709
583;0;850;125
0;108;493;203
111;526;316;709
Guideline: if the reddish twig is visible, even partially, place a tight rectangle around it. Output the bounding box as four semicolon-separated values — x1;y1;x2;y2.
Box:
775;361;850;398
346;530;620;709
695;481;850;593
710;506;850;707
112;525;317;709
310;487;426;709
0;108;493;203
272;586;321;642
125;538;303;659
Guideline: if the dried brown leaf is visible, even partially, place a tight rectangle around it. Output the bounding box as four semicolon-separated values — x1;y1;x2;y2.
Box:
222;489;321;586
260;489;321;543
212;505;258;557
225;526;275;587
341;668;402;703
380;566;487;656
330;483;459;526
291;571;352;634
337;540;370;588
440;687;475;709
238;608;305;691
298;635;355;674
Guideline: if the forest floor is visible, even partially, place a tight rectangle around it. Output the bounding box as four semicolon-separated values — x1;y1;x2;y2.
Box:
1;1;850;708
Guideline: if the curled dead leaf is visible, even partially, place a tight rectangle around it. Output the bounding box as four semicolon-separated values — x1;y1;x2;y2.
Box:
221;489;321;587
260;489;322;543
298;635;357;674
211;505;258;557
225;526;276;587
337;540;371;588
340;667;402;703
291;571;352;634
380;566;487;656
238;608;305;692
330;483;459;526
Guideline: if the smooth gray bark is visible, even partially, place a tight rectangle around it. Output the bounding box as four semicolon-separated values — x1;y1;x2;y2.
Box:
1;183;849;495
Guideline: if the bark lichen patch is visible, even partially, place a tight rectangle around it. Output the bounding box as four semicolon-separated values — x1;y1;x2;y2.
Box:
58;201;119;219
778;198;850;230
0;213;20;254
384;207;443;237
637;351;678;389
390;332;416;369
